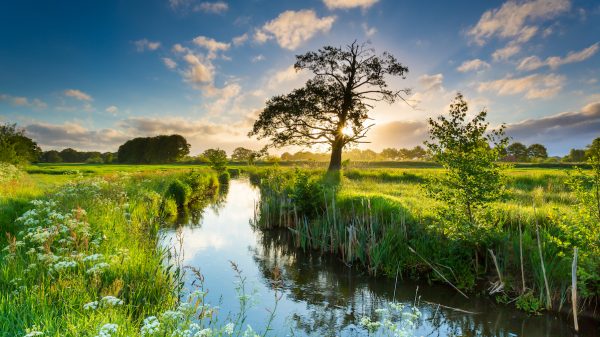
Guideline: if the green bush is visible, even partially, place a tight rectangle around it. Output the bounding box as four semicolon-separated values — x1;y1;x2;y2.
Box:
218;171;230;185
160;196;178;218
165;179;191;207
227;168;240;178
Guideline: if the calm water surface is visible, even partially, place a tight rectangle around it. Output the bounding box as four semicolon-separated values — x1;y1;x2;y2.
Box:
160;179;598;337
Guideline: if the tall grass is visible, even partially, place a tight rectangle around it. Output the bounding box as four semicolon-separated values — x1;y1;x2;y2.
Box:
251;167;600;315
0;168;219;336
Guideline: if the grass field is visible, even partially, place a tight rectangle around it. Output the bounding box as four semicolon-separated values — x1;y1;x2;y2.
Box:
1;162;598;336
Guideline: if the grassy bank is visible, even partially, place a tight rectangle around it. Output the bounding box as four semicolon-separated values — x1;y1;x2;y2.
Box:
250;166;599;316
0;166;222;336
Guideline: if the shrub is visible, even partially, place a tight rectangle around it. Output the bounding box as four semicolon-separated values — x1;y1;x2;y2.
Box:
227;168;240;178
218;171;230;185
165;179;191;208
160;197;178;219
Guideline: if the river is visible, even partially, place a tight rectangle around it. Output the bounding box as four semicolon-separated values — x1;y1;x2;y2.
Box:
160;179;597;336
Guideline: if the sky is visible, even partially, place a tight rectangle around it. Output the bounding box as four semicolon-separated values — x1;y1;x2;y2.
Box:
1;0;599;156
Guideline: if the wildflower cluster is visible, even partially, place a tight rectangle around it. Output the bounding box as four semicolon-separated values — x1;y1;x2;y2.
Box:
0;163;22;183
138;290;239;337
358;302;421;336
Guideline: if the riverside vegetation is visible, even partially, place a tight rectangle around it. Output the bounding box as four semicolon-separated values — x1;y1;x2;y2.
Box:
250;161;600;317
0;164;424;336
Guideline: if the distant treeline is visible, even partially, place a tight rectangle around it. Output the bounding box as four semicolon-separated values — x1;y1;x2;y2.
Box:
116;135;189;164
40;149;116;164
0;121;592;165
35;135;189;164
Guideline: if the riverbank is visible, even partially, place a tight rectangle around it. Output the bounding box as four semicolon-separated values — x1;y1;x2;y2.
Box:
0;167;219;336
249;166;599;321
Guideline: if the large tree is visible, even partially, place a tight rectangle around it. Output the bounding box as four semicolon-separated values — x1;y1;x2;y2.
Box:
249;41;409;171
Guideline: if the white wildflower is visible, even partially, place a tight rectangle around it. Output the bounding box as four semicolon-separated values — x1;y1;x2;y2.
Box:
95;323;118;337
101;296;124;306
140;316;160;336
223;323;234;334
86;262;109;275
84;301;99;310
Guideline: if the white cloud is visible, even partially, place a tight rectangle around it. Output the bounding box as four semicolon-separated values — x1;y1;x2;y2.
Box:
467;0;570;45
232;33;248;46
134;39;161;52
0;94;47;109
492;43;521;61
518;42;599;71
192;35;230;59
251;54;265;62
253;29;270;44
172;43;190;53
418;73;444;92
194;1;228;13
323;0;379;10
362;23;377;37
477;73;565;99
64;89;93;101
162;57;178;69
182;53;214;84
105;106;118;115
255;10;336;50
457;59;490;72
25;122;128;151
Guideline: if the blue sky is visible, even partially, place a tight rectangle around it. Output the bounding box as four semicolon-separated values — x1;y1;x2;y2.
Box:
1;0;599;155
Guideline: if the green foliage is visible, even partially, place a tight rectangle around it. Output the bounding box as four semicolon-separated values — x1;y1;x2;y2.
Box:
203;148;228;173
160;196;178;219
227;168;240;178
0;123;41;164
515;292;543;314
288;170;324;217
425;93;509;226
527;143;548;160
506;142;529;162
165;179;192;207
218;171;230;185
117;134;190;164
567;143;600;224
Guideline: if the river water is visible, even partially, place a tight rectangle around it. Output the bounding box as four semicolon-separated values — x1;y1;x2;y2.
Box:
160;179;598;337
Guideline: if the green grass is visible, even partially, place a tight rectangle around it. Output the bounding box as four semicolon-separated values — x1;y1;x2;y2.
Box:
0;165;222;336
250;166;599;314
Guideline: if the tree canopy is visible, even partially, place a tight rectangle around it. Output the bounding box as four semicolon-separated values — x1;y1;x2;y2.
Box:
249;41;410;171
117;135;189;164
0;123;41;164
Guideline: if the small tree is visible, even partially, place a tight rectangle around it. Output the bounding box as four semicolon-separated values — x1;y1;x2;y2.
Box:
203;148;228;173
231;147;254;162
528;143;548;160
565;148;586;162
0;123;41;164
507;142;529;162
425;93;509;225
381;148;399;160
568;137;600;224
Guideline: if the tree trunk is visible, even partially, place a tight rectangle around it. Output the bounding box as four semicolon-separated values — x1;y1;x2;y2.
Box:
328;140;343;172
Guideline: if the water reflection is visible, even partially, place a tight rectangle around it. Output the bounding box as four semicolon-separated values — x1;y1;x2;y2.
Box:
161;179;598;337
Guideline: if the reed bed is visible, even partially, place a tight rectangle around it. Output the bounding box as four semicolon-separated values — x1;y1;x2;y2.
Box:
251;167;600;316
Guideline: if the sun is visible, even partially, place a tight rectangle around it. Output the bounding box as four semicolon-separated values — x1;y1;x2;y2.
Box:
342;124;354;137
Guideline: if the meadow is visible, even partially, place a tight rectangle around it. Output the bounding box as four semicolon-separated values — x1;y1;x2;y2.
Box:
1;162;597;336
